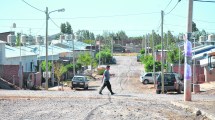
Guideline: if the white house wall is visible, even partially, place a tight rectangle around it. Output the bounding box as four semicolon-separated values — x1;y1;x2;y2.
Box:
5;55;37;72
0;43;5;64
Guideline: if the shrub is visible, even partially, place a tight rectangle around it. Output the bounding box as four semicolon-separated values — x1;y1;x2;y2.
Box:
97;67;105;75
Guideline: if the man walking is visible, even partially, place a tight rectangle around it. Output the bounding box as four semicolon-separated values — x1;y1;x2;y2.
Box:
99;65;115;95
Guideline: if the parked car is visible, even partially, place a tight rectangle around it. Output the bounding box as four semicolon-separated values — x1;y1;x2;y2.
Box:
156;72;183;94
140;72;159;84
71;75;89;90
108;57;116;64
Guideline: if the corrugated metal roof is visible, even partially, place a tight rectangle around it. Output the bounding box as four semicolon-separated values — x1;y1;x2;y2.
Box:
51;40;90;50
21;45;72;57
5;45;36;58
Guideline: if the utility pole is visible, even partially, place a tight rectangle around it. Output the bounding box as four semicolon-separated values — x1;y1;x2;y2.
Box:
184;0;193;101
72;33;75;77
99;38;101;67
179;44;181;75
90;40;93;75
193;37;196;84
111;38;113;56
142;36;144;50
45;7;49;90
145;34;147;56
152;30;156;87
161;10;164;94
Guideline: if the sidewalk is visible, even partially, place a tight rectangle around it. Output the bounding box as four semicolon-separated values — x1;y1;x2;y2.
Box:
171;82;215;120
171;100;215;120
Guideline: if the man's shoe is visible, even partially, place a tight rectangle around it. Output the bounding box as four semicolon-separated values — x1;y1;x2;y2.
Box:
99;92;102;95
111;93;115;95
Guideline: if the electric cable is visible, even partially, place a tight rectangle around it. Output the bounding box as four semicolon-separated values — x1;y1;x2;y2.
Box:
49;17;60;28
164;0;173;11
194;0;215;3
22;0;44;13
165;0;181;15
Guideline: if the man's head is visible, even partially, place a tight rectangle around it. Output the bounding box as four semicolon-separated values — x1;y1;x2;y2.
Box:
106;65;110;70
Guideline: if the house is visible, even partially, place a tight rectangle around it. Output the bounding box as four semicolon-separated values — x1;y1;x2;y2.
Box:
0;40;37;72
51;39;96;58
192;34;215;82
0;40;38;88
0;31;15;43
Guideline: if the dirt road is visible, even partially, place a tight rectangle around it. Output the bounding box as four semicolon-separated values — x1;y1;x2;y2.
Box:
0;56;212;120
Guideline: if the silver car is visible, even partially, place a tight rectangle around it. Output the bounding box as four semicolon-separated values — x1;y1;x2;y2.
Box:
140;72;159;84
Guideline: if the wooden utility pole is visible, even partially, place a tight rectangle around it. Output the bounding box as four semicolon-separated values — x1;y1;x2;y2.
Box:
184;0;193;101
161;10;164;94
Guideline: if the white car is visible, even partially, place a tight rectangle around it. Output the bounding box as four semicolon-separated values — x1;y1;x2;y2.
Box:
140;72;159;84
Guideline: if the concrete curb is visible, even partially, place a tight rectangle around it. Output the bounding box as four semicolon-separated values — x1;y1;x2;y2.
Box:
171;101;215;120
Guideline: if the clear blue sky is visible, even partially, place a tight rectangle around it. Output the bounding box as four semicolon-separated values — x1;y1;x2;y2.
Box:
0;0;214;37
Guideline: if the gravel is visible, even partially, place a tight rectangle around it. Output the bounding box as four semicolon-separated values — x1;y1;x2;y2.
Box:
0;56;212;120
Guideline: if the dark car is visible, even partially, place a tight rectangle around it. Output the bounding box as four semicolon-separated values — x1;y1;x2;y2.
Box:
156;72;183;94
108;57;116;64
71;75;89;90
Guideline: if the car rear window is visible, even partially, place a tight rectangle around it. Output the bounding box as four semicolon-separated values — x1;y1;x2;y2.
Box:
73;77;84;81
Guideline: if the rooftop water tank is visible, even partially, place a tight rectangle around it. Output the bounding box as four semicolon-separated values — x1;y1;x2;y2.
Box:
65;34;71;40
208;34;215;41
199;36;206;42
60;34;65;40
28;35;35;44
36;35;43;44
7;34;16;44
21;34;27;44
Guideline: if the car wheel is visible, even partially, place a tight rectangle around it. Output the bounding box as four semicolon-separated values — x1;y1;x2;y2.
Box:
84;86;88;90
156;90;161;94
143;79;149;85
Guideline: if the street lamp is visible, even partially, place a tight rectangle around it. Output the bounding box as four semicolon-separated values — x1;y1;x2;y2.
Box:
45;7;65;90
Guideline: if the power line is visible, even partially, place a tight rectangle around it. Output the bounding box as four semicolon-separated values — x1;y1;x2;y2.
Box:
0;12;159;21
168;13;215;24
22;0;44;13
49;17;60;28
194;0;215;3
0;18;44;21
165;0;181;15
164;0;173;11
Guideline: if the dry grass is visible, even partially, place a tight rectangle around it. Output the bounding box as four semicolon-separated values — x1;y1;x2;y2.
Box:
113;53;138;56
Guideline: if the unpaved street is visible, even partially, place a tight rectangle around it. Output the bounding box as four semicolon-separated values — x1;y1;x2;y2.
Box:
0;56;213;120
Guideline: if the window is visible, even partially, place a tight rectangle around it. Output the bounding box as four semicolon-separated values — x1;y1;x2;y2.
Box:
145;73;152;77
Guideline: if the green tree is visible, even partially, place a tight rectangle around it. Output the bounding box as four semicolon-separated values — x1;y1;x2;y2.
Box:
41;61;52;72
140;49;145;55
77;53;92;66
192;21;199;32
140;55;162;72
96;49;112;64
166;43;184;64
60;23;66;34
16;33;21;46
54;63;67;89
65;63;82;73
61;22;73;34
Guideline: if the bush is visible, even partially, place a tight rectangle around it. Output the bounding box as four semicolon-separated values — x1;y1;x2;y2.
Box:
97;67;105;75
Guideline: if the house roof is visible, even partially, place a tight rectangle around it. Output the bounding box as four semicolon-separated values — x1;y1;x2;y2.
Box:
5;45;36;58
21;45;72;57
192;45;215;55
51;40;90;50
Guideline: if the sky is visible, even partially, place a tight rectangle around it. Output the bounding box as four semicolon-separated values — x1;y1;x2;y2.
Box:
0;0;215;37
